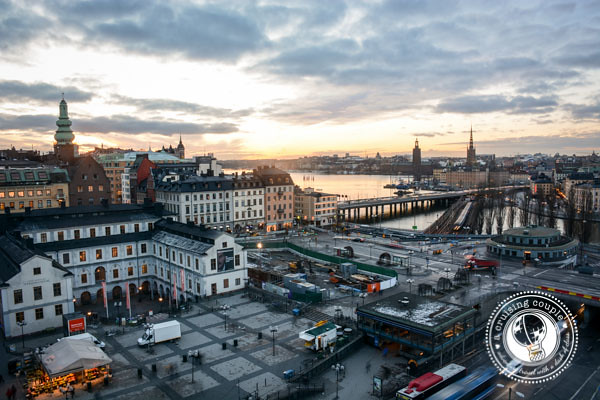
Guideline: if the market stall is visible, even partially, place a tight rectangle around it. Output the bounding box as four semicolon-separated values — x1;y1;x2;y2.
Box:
25;339;112;398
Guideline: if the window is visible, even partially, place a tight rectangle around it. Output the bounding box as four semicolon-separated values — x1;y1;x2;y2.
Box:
55;304;63;316
127;266;133;276
142;264;148;274
81;273;88;284
35;308;44;320
235;278;241;286
33;267;41;275
13;289;23;304
79;251;86;262
53;283;61;296
112;247;118;257
96;249;102;260
16;312;24;323
105;226;111;236
89;228;96;238
113;269;119;279
126;245;133;255
141;243;147;253
120;225;126;234
40;233;47;243
223;279;229;289
74;230;80;240
235;254;240;266
211;259;216;270
33;286;42;300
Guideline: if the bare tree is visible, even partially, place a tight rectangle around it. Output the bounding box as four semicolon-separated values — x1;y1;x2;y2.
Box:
495;191;506;234
564;187;577;238
507;190;517;228
520;189;532;226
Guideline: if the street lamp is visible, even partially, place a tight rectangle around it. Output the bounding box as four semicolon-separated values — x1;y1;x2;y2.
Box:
331;363;344;400
406;279;414;294
496;384;525;400
17;320;27;351
444;267;452;280
270;326;278;356
188;350;201;383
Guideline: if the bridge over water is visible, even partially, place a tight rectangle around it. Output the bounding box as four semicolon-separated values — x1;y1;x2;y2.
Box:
337;186;527;223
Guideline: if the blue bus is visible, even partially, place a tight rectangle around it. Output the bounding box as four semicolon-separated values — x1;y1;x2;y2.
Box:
427;367;497;400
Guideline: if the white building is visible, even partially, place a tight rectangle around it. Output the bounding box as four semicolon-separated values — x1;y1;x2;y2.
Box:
155;175;234;229
0;235;74;338
10;203;247;310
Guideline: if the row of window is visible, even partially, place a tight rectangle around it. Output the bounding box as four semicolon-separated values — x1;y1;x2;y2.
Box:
15;304;63;323
39;223;152;243
0;188;58;198
0;199;58;210
13;283;62;304
63;244;144;264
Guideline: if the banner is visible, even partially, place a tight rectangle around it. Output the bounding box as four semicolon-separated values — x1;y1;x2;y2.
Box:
180;269;185;292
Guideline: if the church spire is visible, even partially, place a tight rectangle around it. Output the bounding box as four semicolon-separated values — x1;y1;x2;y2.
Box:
54;97;75;145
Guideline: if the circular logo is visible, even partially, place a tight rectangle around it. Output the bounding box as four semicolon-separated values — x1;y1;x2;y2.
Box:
486;291;578;383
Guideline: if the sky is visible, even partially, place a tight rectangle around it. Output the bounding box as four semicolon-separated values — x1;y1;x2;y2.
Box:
0;0;599;159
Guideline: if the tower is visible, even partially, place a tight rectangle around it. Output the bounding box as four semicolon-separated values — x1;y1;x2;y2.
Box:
176;134;185;159
54;97;78;163
466;126;476;166
412;138;422;180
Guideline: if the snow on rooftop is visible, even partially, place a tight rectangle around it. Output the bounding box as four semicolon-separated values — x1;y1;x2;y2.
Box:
374;301;462;327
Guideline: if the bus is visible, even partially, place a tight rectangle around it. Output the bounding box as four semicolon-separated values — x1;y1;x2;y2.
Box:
396;364;467;400
427;367;497;400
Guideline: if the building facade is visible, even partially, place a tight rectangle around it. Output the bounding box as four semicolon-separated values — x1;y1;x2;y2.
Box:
254;166;295;231
0;235;74;338
0;167;69;212
294;187;338;227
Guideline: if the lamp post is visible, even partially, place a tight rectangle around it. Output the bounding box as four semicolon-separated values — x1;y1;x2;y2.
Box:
406;279;414;295
17;320;27;351
270;326;278;356
188;350;200;383
331;363;344;400
444;267;451;280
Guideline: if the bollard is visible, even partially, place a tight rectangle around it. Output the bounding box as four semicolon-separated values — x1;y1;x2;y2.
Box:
138;368;142;379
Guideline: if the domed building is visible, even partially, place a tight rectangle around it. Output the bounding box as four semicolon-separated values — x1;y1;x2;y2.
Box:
486;225;579;262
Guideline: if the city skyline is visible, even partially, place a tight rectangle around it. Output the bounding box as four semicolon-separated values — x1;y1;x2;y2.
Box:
1;1;599;159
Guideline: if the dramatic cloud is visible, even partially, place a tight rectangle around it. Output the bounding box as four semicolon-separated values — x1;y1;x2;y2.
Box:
435;95;558;115
0;80;93;103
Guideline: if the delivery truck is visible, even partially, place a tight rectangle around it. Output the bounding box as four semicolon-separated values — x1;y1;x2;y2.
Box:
137;320;181;346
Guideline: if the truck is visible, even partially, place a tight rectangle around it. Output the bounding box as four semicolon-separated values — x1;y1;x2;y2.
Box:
137;320;181;346
464;258;499;275
59;332;106;349
299;320;339;351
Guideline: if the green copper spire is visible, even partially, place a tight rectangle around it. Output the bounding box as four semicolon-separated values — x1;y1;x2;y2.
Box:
55;97;75;145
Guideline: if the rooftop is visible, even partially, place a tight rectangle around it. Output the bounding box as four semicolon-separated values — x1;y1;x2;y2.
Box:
357;292;474;332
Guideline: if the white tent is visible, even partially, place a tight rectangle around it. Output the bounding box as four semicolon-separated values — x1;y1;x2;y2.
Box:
39;339;112;377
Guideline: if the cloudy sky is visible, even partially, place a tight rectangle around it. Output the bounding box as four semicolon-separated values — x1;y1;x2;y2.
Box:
1;0;599;159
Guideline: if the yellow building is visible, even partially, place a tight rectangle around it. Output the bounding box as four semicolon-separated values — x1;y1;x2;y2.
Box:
295;187;338;227
0;167;69;212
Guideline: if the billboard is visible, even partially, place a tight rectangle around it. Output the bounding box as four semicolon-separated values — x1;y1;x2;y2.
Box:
68;318;86;335
217;249;234;271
